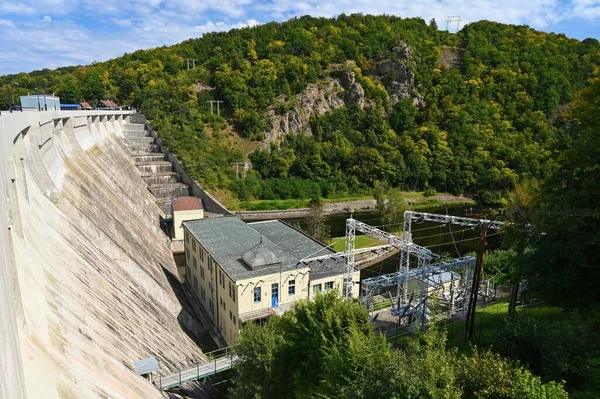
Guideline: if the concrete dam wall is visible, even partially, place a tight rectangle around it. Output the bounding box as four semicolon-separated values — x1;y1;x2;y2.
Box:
0;110;205;398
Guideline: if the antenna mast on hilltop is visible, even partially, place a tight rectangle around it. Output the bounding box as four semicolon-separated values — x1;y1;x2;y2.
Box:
446;16;462;33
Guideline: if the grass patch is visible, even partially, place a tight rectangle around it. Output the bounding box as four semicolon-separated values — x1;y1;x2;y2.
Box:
322;195;375;203
238;199;311;211
411;198;477;211
328;235;385;252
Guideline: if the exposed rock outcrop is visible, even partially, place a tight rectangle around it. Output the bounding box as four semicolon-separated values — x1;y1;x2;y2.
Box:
265;41;422;143
266;73;366;143
376;41;424;107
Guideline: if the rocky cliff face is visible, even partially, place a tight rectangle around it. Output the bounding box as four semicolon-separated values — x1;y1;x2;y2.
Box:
377;41;424;107
265;71;365;144
265;41;422;143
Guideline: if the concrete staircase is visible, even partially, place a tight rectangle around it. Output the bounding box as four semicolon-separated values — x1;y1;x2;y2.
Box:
122;123;190;217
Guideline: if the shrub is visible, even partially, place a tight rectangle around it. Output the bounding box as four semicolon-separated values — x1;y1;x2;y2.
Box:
424;187;437;197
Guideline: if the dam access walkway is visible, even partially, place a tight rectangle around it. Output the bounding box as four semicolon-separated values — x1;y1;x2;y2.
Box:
154;347;236;390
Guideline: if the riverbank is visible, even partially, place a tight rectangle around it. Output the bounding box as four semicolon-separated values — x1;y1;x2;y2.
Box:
234;193;476;221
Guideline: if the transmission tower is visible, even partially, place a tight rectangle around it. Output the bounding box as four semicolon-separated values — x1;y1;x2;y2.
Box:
185;58;200;70
446;16;462;32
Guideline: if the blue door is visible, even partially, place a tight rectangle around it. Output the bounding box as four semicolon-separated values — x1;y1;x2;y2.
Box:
271;283;279;307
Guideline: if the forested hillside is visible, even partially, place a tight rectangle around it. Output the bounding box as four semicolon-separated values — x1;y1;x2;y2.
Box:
2;15;599;205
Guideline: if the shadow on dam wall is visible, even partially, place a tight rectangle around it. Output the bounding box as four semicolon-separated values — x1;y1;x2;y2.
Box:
0;110;208;399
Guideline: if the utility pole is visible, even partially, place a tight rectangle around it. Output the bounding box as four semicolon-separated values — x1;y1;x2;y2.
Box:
35;88;40;111
206;100;224;115
508;281;520;315
463;208;493;341
230;162;248;179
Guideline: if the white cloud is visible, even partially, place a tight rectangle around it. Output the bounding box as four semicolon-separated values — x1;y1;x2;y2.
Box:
194;18;259;33
572;0;600;19
43;16;52;23
114;18;133;27
0;3;37;15
0;19;16;28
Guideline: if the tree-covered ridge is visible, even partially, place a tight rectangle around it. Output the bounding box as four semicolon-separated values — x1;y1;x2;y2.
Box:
1;15;599;204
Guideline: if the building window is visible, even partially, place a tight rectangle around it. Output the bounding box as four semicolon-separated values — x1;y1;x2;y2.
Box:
253;287;261;304
201;267;204;280
325;281;334;291
200;248;204;262
233;316;237;326
192;240;196;252
194;276;198;292
289;279;295;296
232;286;236;303
208;258;212;272
313;284;322;294
193;257;197;270
229;310;233;320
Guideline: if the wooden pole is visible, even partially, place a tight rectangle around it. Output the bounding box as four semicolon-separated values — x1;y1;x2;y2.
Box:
464;221;488;340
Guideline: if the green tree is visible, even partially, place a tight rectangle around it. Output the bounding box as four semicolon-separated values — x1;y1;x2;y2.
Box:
230;292;567;398
57;75;82;103
374;184;407;228
81;70;105;103
512;70;600;308
306;196;331;243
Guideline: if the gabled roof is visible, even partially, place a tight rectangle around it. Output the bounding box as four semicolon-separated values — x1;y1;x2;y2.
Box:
80;102;92;109
100;100;118;107
172;196;203;212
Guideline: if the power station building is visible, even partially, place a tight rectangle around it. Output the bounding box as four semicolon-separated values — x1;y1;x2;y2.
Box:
182;216;358;345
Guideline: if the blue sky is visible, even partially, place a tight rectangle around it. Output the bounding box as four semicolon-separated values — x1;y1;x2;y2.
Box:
0;0;599;75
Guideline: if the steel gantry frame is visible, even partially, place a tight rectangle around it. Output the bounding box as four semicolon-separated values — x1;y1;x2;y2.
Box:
301;218;436;299
362;256;476;326
399;211;505;289
299;211;504;328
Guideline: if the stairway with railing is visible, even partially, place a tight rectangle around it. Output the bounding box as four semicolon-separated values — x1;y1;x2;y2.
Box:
122;123;191;217
154;347;236;390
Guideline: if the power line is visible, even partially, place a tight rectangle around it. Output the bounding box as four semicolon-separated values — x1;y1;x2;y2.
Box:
421;232;502;249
